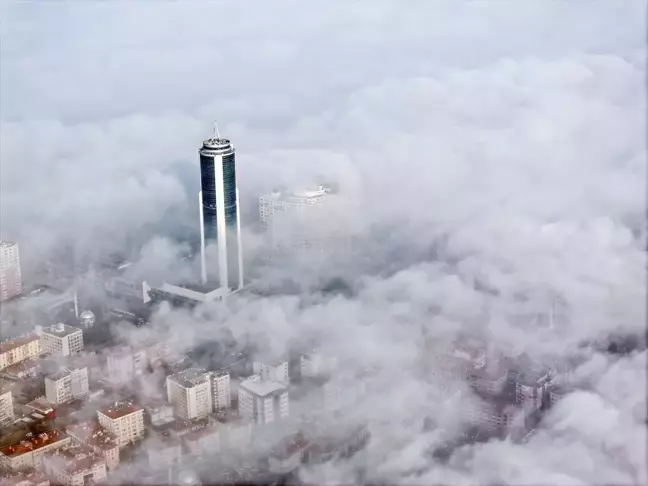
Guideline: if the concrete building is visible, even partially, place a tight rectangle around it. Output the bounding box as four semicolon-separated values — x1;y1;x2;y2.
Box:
514;368;553;411
106;347;147;384
211;371;231;411
0;380;14;425
0;469;50;486
37;324;83;357
65;421;120;471
44;367;89;405
41;443;106;486
0;335;41;371
166;369;213;420
0;430;71;472
253;360;289;385
198;124;244;290
0;241;22;302
300;352;337;378
143;281;234;309
144;401;174;427
238;375;289;425
97;402;144;448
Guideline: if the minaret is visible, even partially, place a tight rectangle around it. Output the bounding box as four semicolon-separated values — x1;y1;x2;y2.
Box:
198;122;244;290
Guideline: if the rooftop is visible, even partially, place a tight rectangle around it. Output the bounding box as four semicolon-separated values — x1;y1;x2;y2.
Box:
66;421;118;450
0;429;67;458
239;376;287;397
0;240;17;249
25;397;55;414
41;323;82;338
0;334;39;355
168;368;211;388
44;443;103;474
98;401;143;420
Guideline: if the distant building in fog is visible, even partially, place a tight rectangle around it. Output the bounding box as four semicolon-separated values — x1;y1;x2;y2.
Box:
0;380;14;425
0;334;41;371
0;241;22;301
253;359;289;385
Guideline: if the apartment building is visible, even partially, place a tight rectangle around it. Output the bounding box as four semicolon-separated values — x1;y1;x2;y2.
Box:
38;324;83;357
238;375;289;425
44;367;89;405
0;380;14;425
65;421;120;471
211;371;231;411
41;443;106;486
0;335;41;371
0;469;50;486
166;369;213;420
0;430;71;472
97;402;145;448
106;347;147;384
0;241;22;302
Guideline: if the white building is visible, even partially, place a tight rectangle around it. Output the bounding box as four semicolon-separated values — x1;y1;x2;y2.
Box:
97;402;145;448
106;347;147;384
42;443;107;486
0;380;15;425
0;334;41;371
211;370;231;410
259;185;344;252
253;360;289;385
45;367;89;405
300;351;337;378
166;369;213;420
38;323;83;357
0;241;22;302
0;430;71;472
66;421;120;471
238;375;289;425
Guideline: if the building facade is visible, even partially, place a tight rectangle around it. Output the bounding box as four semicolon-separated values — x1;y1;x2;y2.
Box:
0;241;22;302
0;430;71;472
211;371;231;411
0;382;14;425
106;348;147;384
0;335;41;371
38;324;83;357
45;367;89;405
238;376;289;425
41;444;107;486
198;125;243;290
166;369;213;420
97;402;145;448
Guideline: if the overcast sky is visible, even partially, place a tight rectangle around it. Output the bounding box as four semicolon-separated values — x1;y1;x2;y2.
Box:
1;1;646;484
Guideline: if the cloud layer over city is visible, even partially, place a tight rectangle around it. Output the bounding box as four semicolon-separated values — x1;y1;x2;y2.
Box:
1;0;645;484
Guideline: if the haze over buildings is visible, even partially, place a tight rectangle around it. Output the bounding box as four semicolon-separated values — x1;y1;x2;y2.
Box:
0;1;645;486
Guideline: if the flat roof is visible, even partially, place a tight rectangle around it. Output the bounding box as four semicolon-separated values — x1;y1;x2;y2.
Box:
25;397;55;413
66;421;118;450
239;377;287;397
98;401;143;420
0;334;39;355
157;282;229;302
168;368;210;388
42;323;82;338
0;429;67;458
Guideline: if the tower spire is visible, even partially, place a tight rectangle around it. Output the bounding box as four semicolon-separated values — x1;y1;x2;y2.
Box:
213;120;220;140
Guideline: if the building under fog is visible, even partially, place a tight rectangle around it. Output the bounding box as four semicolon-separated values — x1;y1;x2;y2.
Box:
0;241;22;302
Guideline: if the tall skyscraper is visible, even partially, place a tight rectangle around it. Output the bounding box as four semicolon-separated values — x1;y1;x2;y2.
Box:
198;123;243;290
0;241;22;301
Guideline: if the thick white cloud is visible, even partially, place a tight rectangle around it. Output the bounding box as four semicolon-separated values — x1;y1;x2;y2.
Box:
0;0;645;484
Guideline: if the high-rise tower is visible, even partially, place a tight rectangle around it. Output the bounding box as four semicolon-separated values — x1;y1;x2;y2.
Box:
0;241;22;301
198;123;243;290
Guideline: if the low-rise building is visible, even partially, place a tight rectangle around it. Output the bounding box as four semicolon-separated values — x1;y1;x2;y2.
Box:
97;402;144;448
37;324;83;357
44;367;89;405
268;433;309;474
252;360;289;385
0;335;41;371
41;443;106;486
65;421;120;471
0;430;71;472
0;469;50;486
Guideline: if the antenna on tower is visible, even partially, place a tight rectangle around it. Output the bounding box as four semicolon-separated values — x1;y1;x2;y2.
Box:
213;120;221;140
